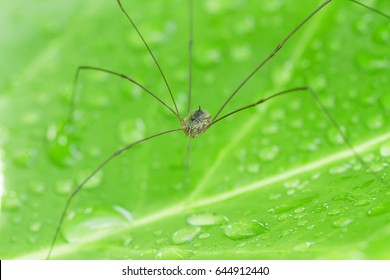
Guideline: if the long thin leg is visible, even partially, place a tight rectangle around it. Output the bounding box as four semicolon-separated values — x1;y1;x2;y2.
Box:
350;0;390;20
210;86;388;186
212;0;332;121
46;128;183;259
67;66;180;124
212;0;390;122
116;0;180;119
187;0;194;115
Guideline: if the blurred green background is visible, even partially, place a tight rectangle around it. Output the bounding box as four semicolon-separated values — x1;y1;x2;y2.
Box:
0;0;389;259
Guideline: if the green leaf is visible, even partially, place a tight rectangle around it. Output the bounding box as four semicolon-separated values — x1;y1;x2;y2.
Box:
0;0;389;260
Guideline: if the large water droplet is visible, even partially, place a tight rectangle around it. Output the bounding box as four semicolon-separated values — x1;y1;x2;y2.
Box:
171;226;201;245
187;212;228;226
63;208;130;244
47;123;81;167
223;220;267;240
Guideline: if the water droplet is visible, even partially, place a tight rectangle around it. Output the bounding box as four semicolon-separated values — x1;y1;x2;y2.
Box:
270;201;301;214
171;226;201;245
223;220;267;241
47;123;81;167
2;191;23;210
63;208;129;244
297;220;308;226
29;181;45;194
365;114;384;130
78;169;104;189
332;217;354;228
379;144;390;157
276;213;292;221
198;233;211;240
187;213;228;226
354;198;373;207
328;164;350;175
29;222;42;232
155;247;194;260
230;44;251;62
55;179;75;195
333;193;356;202
293;241;314;252
117;118;145;145
12;147;37;168
294;206;306;214
258;146;279;161
327;207;347;216
367;203;390;216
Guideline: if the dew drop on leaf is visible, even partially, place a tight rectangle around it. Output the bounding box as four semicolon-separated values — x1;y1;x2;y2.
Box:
293;241;314;252
2;191;23;210
365;114;384;130
29;180;45;194
47;123;81;167
198;233;211;240
186;212;228;226
63;209;129;244
155;247;194;260
367;203;390;217
12;147;37;168
223;220;267;241
29;222;42;233
171;226;201;245
332;217;354;228
379;144;390;157
54;179;75;195
327;207;347;216
353;198;373;207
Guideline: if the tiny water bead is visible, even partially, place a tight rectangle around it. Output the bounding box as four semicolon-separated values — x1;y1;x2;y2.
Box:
186;212;228;226
54;179;74;195
223;220;267;241
155;247;194;260
171;226;201;245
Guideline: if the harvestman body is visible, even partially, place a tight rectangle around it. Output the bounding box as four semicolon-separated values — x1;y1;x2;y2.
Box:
47;0;390;259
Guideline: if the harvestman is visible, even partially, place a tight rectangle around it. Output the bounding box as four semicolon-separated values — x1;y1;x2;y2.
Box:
47;0;390;259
